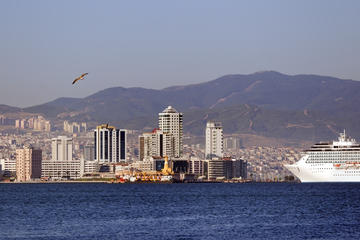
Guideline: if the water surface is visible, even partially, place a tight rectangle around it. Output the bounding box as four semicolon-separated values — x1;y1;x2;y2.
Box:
0;183;359;239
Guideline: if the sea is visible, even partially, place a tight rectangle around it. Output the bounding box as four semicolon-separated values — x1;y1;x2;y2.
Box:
0;183;359;240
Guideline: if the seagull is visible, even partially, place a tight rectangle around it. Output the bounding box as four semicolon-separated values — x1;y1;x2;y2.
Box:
72;73;88;85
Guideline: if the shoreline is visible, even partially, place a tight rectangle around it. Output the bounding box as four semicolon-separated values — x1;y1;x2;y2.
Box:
0;180;297;184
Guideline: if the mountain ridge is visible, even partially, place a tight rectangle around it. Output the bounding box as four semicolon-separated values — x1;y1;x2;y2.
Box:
22;70;360;112
2;71;360;140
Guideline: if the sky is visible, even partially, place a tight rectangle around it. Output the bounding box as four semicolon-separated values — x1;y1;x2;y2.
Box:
1;0;359;107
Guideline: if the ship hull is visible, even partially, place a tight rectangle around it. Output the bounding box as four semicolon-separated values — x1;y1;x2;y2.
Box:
285;131;360;182
285;156;360;183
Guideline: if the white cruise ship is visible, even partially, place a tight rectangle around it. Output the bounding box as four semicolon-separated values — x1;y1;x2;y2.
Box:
285;130;360;182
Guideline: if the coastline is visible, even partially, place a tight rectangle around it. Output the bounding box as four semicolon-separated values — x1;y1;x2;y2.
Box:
0;180;295;184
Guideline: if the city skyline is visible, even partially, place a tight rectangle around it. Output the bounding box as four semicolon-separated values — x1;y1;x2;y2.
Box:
1;1;359;238
1;0;360;107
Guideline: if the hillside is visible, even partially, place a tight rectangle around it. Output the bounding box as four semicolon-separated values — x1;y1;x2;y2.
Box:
183;104;360;141
0;104;21;113
13;71;360;140
24;71;360;117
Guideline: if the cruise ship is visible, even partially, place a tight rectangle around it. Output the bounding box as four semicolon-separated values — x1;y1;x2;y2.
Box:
285;130;360;182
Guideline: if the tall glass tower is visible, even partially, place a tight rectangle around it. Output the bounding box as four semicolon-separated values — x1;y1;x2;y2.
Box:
94;124;127;163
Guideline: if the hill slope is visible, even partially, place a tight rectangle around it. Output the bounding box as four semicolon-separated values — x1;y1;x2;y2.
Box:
24;71;360;118
0;104;21;113
19;71;360;139
183;104;360;141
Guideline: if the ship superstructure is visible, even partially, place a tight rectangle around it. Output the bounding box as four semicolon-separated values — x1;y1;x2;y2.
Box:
285;130;360;182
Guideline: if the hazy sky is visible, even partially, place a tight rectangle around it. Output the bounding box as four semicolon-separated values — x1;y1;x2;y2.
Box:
1;0;359;107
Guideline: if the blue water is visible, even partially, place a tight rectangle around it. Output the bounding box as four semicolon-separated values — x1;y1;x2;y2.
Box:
0;183;359;240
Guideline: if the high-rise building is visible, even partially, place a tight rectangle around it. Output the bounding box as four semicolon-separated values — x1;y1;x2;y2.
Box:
51;136;73;161
15;116;51;131
158;106;183;158
0;115;15;126
94;124;127;163
15;119;20;128
83;144;95;161
63;120;87;133
20;119;26;129
139;128;173;161
16;146;42;182
205;121;223;159
44;121;51;132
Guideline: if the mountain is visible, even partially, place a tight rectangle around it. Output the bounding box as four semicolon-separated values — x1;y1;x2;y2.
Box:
0;104;21;113
183;104;360;141
20;71;360;139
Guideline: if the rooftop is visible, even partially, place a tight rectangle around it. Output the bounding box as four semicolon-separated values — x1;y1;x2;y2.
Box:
162;106;178;113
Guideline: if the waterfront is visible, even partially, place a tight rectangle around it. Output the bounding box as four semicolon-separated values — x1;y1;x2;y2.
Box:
0;183;359;239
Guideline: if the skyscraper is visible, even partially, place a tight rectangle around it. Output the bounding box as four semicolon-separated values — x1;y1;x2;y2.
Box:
51;136;73;161
16;146;42;182
139;128;173;161
94;124;127;163
158;106;183;158
205;121;223;159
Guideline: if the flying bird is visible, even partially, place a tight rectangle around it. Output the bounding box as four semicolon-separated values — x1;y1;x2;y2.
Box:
72;73;88;85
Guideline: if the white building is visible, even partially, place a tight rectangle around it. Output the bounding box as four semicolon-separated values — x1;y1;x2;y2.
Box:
52;136;73;161
158;106;183;158
131;157;167;172
131;159;153;172
42;160;81;179
205;121;223;159
79;158;99;177
63;120;87;133
0;158;16;173
94;124;127;163
139;129;173;161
